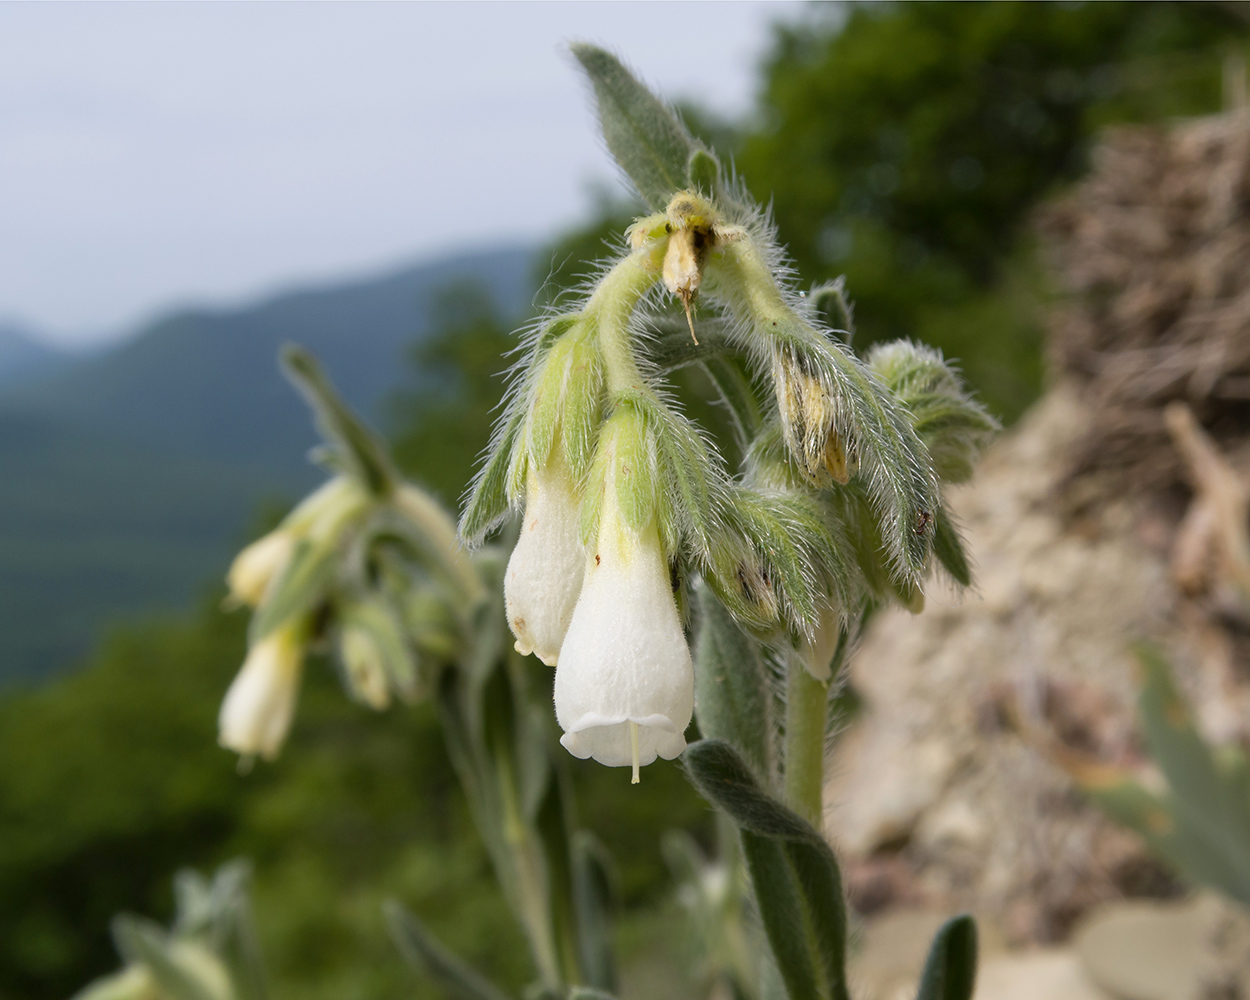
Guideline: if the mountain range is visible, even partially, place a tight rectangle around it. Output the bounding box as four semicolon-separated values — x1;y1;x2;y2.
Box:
0;324;68;389
0;246;535;683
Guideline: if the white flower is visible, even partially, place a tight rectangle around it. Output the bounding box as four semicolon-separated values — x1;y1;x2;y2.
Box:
504;461;585;666
554;488;693;780
225;477;364;609
226;530;294;608
218;623;305;760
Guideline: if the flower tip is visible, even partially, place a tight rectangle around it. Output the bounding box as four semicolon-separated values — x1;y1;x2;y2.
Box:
217;627;304;762
227;530;294;607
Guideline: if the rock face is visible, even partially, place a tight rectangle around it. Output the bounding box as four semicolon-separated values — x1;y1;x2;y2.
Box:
826;384;1188;942
824;106;1250;946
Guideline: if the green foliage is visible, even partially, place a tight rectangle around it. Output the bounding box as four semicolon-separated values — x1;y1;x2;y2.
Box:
686;740;979;1000
0;599;536;1000
684;740;849;1000
386;904;513;1000
282;346;397;498
915;915;978;1000
1075;645;1250;907
79;862;268;1000
692;583;775;783
569;45;703;213
738;1;1244;420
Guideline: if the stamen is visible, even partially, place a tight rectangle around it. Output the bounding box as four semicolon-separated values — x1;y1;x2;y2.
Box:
630;721;640;784
681;295;699;345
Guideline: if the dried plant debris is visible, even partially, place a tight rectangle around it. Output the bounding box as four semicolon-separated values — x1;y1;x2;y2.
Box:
1040;109;1250;495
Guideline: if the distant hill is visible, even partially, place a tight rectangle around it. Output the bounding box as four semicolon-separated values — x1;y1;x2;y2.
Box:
0;324;67;389
0;245;535;683
3;246;534;473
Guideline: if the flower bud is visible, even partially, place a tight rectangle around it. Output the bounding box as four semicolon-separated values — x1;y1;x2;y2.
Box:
504;460;585;665
554;479;693;780
339;623;391;710
72;964;157;1000
773;348;851;486
218;622;305;760
226;530;295;608
166;942;234;1000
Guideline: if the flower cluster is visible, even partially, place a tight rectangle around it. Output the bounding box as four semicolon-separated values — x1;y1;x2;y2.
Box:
466;161;994;779
216;348;485;764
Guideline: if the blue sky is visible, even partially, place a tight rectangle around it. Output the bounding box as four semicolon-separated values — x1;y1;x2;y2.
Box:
0;2;804;346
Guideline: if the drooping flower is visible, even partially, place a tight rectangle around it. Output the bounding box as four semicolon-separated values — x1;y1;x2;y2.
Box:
504;459;585;665
225;476;364;608
218;621;306;760
226;530;295;608
554;470;693;781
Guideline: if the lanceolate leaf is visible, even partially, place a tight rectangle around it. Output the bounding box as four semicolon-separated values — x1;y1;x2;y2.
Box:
385;903;514;1000
933;506;972;587
916;916;978;1000
281;344;396;497
571;832;618;993
693;583;774;781
571;44;696;212
684;740;850;1000
460;403;525;543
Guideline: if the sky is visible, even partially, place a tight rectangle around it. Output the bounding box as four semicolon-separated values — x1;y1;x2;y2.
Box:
0;2;804;348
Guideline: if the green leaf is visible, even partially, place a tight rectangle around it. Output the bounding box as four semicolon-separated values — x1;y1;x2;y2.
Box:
693;583;774;781
916;915;977;1000
571;832;618;993
932;506;971;587
684;740;850;1000
567;989;618;1000
807;280;854;343
687;147;722;194
385;902;514;1000
248;537;336;643
570;44;696;212
1135;645;1250;902
281;343;396;497
740;832;821;1000
461;403;524;543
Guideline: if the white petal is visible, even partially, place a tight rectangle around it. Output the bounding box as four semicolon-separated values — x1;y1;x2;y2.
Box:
218;626;304;760
226;530;294;607
554;521;693;769
504;464;585;665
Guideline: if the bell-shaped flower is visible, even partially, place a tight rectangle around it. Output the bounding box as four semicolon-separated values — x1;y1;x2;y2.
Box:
226;529;295;608
218;621;306;760
554;483;693;781
225;476;363;608
504;459;585;665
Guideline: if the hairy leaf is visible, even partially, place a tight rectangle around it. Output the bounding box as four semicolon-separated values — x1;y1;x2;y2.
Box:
385;903;514;1000
916;915;978;1000
281;344;396;497
571;44;697;211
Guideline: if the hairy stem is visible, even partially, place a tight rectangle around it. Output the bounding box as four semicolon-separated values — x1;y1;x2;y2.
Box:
784;655;828;828
585;240;667;397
